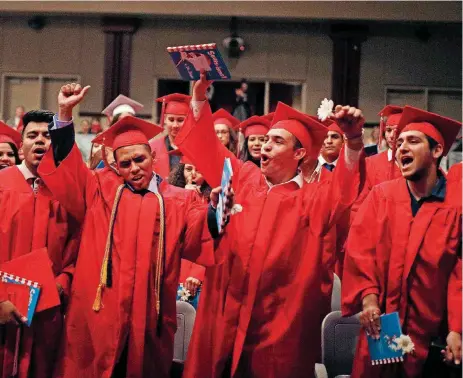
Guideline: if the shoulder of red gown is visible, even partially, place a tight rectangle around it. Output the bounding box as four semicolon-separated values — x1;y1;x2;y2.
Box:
0;165;30;192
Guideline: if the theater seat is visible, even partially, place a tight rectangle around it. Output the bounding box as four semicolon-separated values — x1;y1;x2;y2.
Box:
331;273;341;312
171;301;196;378
314;311;361;378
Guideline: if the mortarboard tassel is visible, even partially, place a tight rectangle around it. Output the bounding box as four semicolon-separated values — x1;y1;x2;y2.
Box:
93;184;125;312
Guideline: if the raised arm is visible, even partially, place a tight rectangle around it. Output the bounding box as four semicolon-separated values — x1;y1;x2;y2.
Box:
175;73;242;188
309;105;365;233
38;83;94;222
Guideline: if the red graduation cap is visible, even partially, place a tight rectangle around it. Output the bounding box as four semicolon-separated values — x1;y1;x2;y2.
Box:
262;112;275;123
313;117;344;136
378;105;404;146
0;121;21;148
212;109;240;131
0;248;61;312
271;102;328;160
102;94;144;117
238;116;270;138
168;149;194;165
91;116;163;151
156;93;191;126
397;106;462;156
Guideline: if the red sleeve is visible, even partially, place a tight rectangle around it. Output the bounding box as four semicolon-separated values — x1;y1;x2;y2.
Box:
341;187;381;317
349;155;373;224
310;147;364;235
448;256;462;334
55;226;81;304
181;193;217;267
38;144;96;223
175;102;242;188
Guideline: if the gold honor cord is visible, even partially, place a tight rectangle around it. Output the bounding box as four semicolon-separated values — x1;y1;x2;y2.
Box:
92;185;166;322
93;184;125;312
153;192;166;320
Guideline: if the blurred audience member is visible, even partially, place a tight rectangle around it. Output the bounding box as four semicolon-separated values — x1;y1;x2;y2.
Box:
0;121;21;169
90;117;102;134
75;119;93;162
232;79;252;121
363;125;380;156
7;105;25;130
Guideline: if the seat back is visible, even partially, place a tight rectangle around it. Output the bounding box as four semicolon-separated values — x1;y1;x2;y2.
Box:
321;311;361;378
331;273;341;312
173;301;196;362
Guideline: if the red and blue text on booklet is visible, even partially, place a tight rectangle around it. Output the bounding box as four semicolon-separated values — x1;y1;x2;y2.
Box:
167;43;231;81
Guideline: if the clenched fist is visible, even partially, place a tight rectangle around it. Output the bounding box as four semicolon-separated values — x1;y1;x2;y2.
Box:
58;83;91;121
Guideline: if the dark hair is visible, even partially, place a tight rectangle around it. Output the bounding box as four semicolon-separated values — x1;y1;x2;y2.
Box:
426;135;444;166
110;113;122;127
226;127;238;155
22;110;54;136
239;136;261;167
168;163;212;201
3;142;21;165
293;136;305;167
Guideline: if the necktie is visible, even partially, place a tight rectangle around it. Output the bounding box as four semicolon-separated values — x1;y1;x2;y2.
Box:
323;163;335;172
27;177;43;194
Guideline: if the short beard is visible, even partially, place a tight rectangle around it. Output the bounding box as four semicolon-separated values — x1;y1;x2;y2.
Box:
406;167;426;182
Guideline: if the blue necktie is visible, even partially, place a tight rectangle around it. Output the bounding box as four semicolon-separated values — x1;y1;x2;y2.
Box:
323;163;335;172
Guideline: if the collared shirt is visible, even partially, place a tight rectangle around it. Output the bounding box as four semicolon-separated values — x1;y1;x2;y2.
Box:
265;173;304;193
407;173;446;217
125;173;162;194
17;160;37;187
318;155;338;168
387;148;393;162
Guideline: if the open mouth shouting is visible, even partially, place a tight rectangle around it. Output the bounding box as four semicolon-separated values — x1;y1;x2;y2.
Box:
32;147;47;160
400;155;414;170
261;152;271;167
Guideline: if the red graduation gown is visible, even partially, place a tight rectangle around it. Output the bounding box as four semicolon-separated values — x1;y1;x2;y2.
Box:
0;166;79;378
342;177;462;378
350;150;402;221
150;136;171;179
38;145;213;378
318;165;350;278
176;103;362;378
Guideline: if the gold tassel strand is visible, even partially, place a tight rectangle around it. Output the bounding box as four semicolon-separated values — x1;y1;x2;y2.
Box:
154;192;166;317
93;184;125;312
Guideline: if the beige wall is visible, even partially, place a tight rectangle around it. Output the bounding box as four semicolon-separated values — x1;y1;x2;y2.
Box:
0;1;461;23
0;15;460;123
0;16;104;119
131;19;332;116
359;33;462;121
